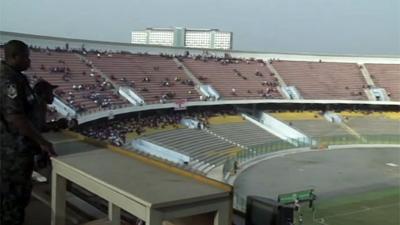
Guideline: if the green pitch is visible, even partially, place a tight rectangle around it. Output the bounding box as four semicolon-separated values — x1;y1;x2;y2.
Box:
296;187;400;225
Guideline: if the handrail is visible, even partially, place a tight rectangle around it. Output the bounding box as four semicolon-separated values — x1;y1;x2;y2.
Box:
223;134;400;181
225;133;400;212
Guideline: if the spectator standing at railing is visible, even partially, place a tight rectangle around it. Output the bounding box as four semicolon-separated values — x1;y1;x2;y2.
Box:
32;80;71;169
0;40;56;225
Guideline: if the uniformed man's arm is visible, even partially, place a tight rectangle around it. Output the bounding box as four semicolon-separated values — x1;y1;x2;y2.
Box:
6;114;56;156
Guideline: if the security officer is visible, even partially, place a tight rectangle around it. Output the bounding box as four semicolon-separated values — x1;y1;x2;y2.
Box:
0;40;56;225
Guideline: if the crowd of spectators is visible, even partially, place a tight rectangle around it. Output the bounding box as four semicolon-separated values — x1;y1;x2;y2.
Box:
78;109;237;146
24;45;282;103
25;46;126;112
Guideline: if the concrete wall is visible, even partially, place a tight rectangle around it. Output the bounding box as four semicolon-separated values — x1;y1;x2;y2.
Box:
130;139;190;164
76;98;400;124
260;112;309;141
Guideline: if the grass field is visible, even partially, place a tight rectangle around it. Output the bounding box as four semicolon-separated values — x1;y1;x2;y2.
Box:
296;187;400;225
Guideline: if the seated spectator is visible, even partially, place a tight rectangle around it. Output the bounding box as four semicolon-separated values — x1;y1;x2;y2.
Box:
198;76;207;81
181;79;194;86
161;81;170;87
62;74;70;81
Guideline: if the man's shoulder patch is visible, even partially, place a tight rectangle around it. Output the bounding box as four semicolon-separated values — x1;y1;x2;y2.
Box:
7;83;18;99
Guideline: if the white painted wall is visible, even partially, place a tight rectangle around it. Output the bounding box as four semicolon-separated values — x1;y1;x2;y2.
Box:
51;97;76;117
118;87;144;105
259;112;310;142
130;139;190;164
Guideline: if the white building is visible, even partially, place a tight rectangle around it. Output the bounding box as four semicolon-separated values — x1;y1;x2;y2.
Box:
131;27;233;50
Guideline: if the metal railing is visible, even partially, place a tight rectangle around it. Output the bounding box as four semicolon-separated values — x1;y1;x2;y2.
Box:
228;133;400;212
223;134;400;181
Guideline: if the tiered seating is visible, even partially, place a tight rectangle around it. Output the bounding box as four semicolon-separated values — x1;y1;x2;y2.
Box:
272;61;368;100
207;122;280;147
342;114;400;135
270;112;350;137
0;48;130;112
182;58;282;99
86;53;199;103
28;51;128;111
365;64;400;101
142;128;234;166
287;120;350;137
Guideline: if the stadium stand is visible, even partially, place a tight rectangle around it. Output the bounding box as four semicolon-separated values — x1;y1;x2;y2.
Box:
1;48;128;112
365;63;400;101
142;128;234;167
271;60;368;100
181;57;283;99
206;121;281;147
207;114;246;125
270;111;350;137
85;53;200;103
2;46;398;111
341;112;400;135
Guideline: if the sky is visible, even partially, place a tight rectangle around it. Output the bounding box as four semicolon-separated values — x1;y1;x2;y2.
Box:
0;0;399;56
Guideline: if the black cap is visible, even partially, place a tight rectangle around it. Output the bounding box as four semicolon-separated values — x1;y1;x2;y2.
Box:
33;79;59;94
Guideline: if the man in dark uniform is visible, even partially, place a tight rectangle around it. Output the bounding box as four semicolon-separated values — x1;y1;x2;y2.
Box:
0;40;56;225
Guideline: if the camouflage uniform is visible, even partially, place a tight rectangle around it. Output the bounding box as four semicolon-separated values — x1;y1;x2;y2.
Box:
0;61;37;225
